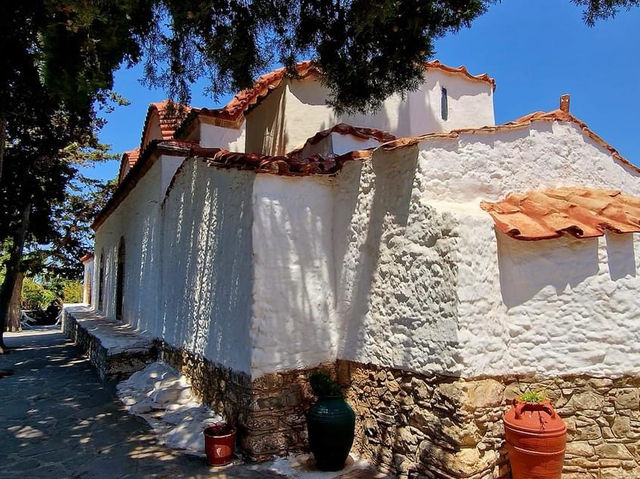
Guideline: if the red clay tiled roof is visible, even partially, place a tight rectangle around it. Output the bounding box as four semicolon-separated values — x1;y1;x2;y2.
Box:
118;149;140;183
117;102;192;184
175;60;495;137
141;101;193;148
288;123;396;156
190;146;371;177
480;187;640;241
380;109;640;175
93;139;199;230
425;60;496;90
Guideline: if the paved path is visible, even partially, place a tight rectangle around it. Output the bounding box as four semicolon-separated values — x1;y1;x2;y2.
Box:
0;327;288;479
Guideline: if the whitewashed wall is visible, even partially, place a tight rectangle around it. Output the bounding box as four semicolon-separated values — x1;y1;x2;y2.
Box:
93;154;175;324
332;121;640;378
93;155;255;373
295;133;384;158
339;69;495;137
332;149;463;374
199;121;246;152
245;70;495;155
250;175;337;376
159;160;255;373
456;212;640;378
93;119;640;380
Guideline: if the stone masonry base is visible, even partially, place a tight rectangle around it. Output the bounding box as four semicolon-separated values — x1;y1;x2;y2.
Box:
60;315;639;478
62;306;157;382
338;362;640;479
157;344;640;478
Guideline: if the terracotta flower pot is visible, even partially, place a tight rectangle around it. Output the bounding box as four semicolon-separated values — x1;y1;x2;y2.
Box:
204;423;236;466
503;398;567;479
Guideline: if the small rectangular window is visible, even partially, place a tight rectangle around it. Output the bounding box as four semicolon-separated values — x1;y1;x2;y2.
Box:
441;87;448;121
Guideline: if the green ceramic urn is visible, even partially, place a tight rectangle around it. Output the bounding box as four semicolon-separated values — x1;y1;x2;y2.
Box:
306;396;356;471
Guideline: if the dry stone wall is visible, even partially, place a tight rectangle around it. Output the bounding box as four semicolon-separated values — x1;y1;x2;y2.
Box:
159;341;327;461
337;360;640;479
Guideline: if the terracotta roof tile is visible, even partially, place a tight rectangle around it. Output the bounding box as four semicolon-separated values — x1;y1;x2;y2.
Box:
288;123;396;156
380;109;640;175
117;102;193;184
175;60;495;137
190;146;371;177
141;101;193;148
118;148;140;183
425;60;496;90
480;187;640;241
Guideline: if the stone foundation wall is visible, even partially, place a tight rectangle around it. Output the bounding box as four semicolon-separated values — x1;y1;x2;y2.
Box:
62;309;157;382
337;360;640;479
84;333;638;477
158;341;252;429
158;341;329;461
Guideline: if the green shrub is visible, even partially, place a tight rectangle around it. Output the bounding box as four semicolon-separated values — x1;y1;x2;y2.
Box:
22;278;59;310
309;371;343;398
519;389;547;403
61;280;83;303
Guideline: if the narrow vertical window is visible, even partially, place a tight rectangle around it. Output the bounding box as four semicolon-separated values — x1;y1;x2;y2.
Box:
115;237;126;321
441;87;448;121
98;251;105;311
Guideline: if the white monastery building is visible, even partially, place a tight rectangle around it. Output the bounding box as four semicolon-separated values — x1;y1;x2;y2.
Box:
74;61;640;479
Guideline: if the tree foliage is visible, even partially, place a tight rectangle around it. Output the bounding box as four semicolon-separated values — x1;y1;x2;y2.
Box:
572;0;640;25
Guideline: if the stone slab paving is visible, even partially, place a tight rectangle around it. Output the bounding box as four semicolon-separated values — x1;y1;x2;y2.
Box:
0;327;394;479
0;327;288;479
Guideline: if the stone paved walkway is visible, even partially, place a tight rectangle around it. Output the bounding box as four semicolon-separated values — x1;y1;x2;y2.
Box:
0;327;290;479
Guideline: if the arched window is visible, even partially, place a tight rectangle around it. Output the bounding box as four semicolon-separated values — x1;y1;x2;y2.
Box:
115;237;126;321
441;87;448;121
98;250;105;311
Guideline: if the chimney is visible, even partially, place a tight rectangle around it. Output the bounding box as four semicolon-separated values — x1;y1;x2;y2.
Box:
560;94;570;113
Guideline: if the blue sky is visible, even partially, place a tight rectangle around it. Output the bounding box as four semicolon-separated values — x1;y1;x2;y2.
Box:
88;0;640;182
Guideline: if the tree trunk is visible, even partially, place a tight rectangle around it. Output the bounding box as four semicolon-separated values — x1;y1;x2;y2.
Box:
0;116;5;181
6;271;24;332
0;201;31;353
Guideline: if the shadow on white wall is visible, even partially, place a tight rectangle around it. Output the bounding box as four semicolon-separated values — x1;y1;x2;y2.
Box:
497;233;600;309
606;233;637;281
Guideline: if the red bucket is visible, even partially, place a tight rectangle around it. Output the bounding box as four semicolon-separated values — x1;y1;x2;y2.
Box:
204;423;236;466
503;399;567;479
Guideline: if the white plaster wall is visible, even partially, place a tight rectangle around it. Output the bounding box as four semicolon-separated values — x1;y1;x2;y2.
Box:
414;122;640;204
247;71;495;154
159;159;255;373
328;121;640;379
92;154;179;324
340;69;495;137
93;154;254;373
282;80;335;153
294;133;383;158
91;114;640;380
250;175;337;376
453;208;640;377
82;259;94;304
333;149;463;374
245;86;287;155
331;133;384;155
199;121;246;152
